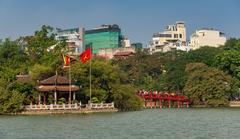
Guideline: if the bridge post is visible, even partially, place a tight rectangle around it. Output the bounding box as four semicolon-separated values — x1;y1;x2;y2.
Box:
144;100;146;108
186;102;189;108
168;99;171;108
159;99;162;109
150;99;152;109
154;100;157;108
177;101;180;108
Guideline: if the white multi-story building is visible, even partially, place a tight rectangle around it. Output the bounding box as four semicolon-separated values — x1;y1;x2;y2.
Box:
189;29;226;50
122;36;131;48
55;27;85;54
148;21;187;53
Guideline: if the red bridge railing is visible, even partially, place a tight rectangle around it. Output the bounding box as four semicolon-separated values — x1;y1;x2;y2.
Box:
137;90;190;108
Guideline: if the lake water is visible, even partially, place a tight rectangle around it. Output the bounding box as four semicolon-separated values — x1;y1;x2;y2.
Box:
1;108;240;139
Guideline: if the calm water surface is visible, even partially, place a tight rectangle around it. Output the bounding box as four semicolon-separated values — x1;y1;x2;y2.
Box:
1;108;240;139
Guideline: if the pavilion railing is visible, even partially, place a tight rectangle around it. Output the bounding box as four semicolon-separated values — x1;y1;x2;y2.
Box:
24;102;115;110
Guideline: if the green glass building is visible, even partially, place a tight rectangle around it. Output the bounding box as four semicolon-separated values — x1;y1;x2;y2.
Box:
85;24;121;54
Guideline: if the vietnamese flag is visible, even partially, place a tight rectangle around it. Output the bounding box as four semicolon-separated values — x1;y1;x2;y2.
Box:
80;48;91;63
62;54;71;66
65;55;71;65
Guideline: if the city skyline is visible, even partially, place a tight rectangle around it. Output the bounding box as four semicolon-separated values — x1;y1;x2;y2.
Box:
0;0;240;45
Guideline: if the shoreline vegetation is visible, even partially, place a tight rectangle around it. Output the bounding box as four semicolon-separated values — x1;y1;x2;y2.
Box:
1;25;240;114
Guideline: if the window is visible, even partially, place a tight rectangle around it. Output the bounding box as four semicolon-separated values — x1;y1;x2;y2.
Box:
153;34;172;38
179;34;182;38
174;34;178;38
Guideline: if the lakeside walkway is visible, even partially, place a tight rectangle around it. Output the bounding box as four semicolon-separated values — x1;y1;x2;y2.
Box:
21;102;117;115
229;101;240;107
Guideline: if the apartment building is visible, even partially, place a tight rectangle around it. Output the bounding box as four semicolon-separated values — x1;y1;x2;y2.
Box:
148;21;187;53
55;27;85;54
189;29;226;50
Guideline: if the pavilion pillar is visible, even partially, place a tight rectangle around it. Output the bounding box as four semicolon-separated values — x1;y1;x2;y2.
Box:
38;94;41;105
159;99;162;109
54;91;57;105
69;91;72;104
43;93;46;105
73;92;76;101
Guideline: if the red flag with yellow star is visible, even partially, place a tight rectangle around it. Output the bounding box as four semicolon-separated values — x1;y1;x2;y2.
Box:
80;48;91;63
62;53;71;66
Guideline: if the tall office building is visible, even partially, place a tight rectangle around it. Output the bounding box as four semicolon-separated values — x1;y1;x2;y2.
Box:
84;24;122;54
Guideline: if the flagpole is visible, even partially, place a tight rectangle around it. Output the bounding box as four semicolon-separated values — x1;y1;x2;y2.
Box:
89;47;92;105
69;56;72;104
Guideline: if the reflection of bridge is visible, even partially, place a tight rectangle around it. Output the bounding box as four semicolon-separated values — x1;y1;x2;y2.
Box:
137;91;190;108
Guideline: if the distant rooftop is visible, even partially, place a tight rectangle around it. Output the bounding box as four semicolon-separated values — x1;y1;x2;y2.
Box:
85;24;121;34
56;24;121;35
176;21;185;24
197;28;225;34
198;28;219;31
57;28;79;33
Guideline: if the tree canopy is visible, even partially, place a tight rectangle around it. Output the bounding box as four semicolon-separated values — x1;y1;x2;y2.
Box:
183;63;233;107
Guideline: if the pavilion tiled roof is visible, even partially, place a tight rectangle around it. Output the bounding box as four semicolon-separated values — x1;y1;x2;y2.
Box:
39;75;70;85
36;85;79;92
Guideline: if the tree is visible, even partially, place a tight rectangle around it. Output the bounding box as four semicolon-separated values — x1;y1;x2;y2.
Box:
0;39;29;81
164;47;223;92
23;25;57;62
214;50;240;80
186;46;223;66
223;38;240;50
71;59;142;110
0;86;25;114
114;51;164;90
112;84;142;111
184;63;233;107
30;64;54;81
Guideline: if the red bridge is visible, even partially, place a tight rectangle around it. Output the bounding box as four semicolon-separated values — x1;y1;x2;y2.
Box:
137;90;190;108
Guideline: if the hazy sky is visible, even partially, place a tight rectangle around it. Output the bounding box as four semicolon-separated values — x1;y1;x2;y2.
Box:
0;0;240;45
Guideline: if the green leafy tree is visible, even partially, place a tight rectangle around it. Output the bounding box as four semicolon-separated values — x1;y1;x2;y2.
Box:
114;51;164;90
164;47;223;93
112;84;142;111
23;25;57;62
186;46;223;66
30;64;54;81
0;86;25;114
215;50;240;80
223;38;240;50
184;63;233;107
71;59;142;110
0;39;29;81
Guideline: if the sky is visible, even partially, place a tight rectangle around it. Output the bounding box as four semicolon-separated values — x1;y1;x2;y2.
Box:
0;0;240;45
